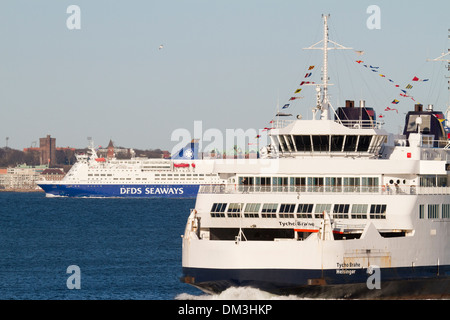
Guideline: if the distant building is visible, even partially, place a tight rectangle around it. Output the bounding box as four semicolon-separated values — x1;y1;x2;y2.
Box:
39;135;56;166
0;164;47;190
41;168;65;181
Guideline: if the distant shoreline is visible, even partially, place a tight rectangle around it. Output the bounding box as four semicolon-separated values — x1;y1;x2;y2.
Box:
0;189;44;193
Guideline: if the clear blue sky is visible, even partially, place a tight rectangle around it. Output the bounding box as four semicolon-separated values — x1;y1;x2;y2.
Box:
0;0;449;151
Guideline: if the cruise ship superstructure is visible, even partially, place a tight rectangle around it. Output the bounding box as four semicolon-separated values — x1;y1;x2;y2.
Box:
181;15;450;298
38;141;225;198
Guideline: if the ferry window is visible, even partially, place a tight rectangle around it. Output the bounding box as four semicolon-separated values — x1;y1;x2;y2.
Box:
244;203;260;218
427;204;439;219
442;204;450;219
210;203;227;218
308;177;324;192
333;204;350;219
419;204;425;219
279;204;295;218
420;175;437;187
315;204;331;219
344;177;360;192
297;204;313;218
261;203;277;218
325;177;342;192
361;177;379;192
227;203;242;218
351;204;368;219
293;135;312;152
312;135;329;152
369;204;387;219
343;135;358;152
278;135;289;152
357;136;372;152
273;177;288;191
285;135;295;152
291;177;306;192
239;177;254;185
330;135;344;152
437;176;447;187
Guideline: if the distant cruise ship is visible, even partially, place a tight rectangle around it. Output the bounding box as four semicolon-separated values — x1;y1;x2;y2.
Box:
38;140;225;198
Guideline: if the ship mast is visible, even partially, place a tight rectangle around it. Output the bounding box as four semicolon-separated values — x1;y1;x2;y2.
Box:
304;14;352;120
427;28;450;126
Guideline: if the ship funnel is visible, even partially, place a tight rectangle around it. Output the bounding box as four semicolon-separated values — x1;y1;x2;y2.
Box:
427;104;433;112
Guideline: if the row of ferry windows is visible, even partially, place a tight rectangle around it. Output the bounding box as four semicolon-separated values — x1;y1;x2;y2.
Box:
274;134;386;153
210;203;387;219
86;177;205;181
419;204;450;219
87;173;208;176
238;176;379;188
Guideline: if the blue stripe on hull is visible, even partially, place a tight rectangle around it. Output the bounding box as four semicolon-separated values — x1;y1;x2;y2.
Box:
38;184;200;198
182;266;450;298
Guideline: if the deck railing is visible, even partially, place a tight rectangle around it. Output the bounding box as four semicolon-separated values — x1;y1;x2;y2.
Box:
198;184;450;195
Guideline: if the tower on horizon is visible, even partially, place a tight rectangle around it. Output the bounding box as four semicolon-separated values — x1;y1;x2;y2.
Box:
39;134;56;166
107;139;115;159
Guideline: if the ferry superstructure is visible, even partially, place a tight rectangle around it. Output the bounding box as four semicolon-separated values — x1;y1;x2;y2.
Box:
38;141;225;198
181;15;450;298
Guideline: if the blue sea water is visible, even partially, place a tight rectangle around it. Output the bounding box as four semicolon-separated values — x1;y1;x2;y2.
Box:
0;192;203;299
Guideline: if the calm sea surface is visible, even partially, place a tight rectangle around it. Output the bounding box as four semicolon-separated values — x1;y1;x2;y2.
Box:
0;192;202;299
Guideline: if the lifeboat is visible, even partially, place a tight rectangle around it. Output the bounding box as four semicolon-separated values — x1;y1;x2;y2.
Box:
95;158;106;162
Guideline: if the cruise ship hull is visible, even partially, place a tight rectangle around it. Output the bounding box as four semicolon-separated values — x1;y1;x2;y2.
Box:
38;183;200;198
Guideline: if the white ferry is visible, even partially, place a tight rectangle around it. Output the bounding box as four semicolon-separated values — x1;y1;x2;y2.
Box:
38;140;225;198
181;15;450;298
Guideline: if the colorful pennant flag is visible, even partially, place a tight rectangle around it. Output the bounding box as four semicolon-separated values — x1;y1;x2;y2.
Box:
308;65;315;70
304;73;312;78
391;99;399;104
282;104;290;109
294;89;302;94
406;84;413;89
412;76;429;82
289;97;303;101
385;106;398;113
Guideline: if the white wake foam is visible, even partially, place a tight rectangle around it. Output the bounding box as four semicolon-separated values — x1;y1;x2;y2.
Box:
175;287;307;300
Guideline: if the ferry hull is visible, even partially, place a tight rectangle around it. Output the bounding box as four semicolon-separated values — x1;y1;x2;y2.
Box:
181;266;450;299
38;183;199;198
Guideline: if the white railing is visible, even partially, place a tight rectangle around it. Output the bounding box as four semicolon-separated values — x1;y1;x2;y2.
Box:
198;184;450;195
420;148;450;161
335;120;383;129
